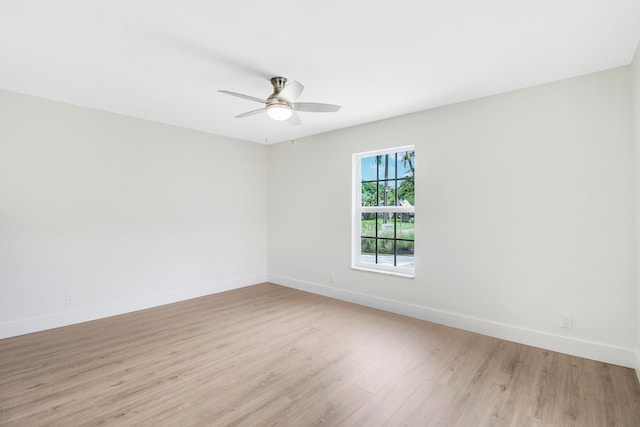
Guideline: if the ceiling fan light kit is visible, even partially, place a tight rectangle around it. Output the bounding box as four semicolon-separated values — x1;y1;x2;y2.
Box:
219;76;341;125
266;102;293;121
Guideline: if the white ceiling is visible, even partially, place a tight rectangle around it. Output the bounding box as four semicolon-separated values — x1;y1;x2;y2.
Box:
1;1;639;144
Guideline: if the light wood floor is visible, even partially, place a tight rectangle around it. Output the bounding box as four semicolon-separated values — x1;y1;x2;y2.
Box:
1;283;639;426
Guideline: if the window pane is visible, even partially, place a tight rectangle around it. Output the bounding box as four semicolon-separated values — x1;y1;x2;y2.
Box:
377;212;395;238
377;239;395;266
397;151;415;178
361;182;377;206
378;181;397;206
360;238;376;265
360;213;376;237
397;179;414;206
377;182;385;206
361;156;377;182
397;214;415;240
396;240;414;269
377;155;384;179
389;180;398;206
397;239;414;255
378;154;395;181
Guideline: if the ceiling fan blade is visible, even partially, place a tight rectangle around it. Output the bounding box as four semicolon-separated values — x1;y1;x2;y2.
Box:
236;108;266;118
293;102;341;113
287;112;301;126
278;81;304;103
219;90;266;104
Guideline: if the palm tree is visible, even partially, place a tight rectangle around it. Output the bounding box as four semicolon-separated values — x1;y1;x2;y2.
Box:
399;151;415;223
376;154;390;223
400;151;414;177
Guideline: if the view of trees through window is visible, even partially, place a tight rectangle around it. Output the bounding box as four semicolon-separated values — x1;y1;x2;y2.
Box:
359;149;415;270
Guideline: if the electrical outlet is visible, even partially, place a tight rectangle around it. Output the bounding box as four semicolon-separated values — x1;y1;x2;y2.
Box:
65;294;75;305
330;273;336;283
560;313;572;328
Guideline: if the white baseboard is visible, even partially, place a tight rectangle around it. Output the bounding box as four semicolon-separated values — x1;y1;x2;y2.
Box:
0;274;267;340
269;274;638;369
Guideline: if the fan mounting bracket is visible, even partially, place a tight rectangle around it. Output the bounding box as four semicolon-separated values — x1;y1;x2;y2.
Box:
269;76;288;99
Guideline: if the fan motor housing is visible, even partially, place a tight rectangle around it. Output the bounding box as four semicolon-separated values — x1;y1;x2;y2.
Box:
268;77;288;99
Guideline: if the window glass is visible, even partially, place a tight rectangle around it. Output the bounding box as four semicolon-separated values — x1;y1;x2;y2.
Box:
352;147;415;276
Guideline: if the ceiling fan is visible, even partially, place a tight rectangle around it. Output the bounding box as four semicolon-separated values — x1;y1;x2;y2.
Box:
219;77;341;125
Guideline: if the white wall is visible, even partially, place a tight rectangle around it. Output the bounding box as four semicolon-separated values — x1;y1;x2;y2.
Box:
268;66;637;367
631;41;640;378
0;90;268;338
1;66;637;370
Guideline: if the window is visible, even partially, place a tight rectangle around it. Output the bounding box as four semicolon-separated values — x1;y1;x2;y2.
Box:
352;146;415;277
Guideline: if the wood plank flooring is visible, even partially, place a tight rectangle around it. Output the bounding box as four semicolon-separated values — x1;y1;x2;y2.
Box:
1;283;639;426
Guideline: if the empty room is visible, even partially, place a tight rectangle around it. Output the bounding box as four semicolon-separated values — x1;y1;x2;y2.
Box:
1;1;640;426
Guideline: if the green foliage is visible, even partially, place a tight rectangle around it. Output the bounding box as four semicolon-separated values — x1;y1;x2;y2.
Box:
360;238;414;255
361;182;377;206
397;179;414;205
397;240;414;255
360;214;415;256
380;183;395;206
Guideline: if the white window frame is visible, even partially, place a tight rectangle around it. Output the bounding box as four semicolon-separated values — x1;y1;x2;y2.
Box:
352;145;415;278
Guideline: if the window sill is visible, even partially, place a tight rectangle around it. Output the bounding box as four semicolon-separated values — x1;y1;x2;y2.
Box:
351;265;415;279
